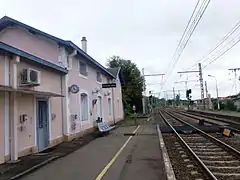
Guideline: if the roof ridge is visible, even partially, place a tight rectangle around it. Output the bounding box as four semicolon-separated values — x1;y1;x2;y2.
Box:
0;16;115;78
0;16;68;45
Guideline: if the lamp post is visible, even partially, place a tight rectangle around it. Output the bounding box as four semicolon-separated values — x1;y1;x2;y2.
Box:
208;75;220;110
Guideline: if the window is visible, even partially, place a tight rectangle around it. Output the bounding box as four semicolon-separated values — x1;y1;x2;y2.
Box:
97;72;102;82
107;78;112;83
80;93;89;121
79;61;88;76
108;98;112;116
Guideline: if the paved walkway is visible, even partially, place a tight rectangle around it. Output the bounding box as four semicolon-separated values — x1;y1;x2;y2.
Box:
19;121;166;180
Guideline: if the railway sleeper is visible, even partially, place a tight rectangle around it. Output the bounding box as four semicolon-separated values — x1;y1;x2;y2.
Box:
211;167;240;173
190;148;222;151
197;155;233;159
203;160;240;164
193;151;227;155
208;165;240;169
213;172;240;178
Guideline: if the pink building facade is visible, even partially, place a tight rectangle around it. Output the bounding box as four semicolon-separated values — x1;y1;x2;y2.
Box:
0;16;124;163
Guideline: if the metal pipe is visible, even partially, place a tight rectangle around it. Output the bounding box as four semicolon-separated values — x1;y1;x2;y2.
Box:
111;87;115;125
208;75;220;110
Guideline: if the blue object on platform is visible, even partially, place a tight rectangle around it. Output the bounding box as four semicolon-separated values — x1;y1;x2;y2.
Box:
97;122;115;133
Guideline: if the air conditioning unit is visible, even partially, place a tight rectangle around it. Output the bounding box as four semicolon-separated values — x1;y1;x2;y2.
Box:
21;68;41;85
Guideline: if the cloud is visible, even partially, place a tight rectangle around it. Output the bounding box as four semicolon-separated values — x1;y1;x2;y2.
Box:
1;0;240;99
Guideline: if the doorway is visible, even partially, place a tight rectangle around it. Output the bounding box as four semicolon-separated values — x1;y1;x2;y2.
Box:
36;99;49;152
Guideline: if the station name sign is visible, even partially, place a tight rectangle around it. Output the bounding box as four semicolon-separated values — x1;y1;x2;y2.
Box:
102;83;116;88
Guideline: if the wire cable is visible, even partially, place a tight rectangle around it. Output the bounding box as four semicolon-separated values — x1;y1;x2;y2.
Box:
162;0;211;89
203;35;240;68
170;0;201;63
168;0;208;72
186;20;240;70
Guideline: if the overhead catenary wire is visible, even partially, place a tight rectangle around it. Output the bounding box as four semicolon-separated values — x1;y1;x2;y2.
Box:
169;0;201;65
162;0;211;90
171;0;210;67
186;20;240;70
203;37;240;68
171;19;240;100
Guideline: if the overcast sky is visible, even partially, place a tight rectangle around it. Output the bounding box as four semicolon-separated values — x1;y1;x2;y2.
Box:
1;0;240;100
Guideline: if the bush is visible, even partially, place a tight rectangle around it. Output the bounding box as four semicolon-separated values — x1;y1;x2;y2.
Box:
224;100;236;111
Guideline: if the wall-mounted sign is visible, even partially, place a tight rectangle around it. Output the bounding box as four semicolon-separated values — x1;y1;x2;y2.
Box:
69;84;80;93
102;83;116;88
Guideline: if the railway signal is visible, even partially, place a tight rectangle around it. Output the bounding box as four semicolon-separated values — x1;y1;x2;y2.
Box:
186;89;192;100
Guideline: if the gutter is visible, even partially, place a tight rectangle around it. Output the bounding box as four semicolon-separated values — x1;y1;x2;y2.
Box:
61;49;77;136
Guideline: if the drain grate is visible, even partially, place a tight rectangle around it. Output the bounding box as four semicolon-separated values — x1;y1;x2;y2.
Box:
124;133;136;136
123;133;157;136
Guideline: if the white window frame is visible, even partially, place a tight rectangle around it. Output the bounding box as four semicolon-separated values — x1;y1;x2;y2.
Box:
78;60;88;79
79;90;90;123
96;92;104;121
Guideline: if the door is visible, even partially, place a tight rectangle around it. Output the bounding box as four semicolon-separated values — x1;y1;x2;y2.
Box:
97;96;103;119
36;99;49;152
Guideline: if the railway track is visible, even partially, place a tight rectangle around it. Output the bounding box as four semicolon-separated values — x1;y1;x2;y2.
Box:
175;111;240;133
159;110;240;180
162;112;184;126
185;111;240;131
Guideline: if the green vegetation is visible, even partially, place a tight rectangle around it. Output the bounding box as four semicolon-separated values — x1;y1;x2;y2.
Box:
212;99;237;111
106;56;194;114
107;56;144;115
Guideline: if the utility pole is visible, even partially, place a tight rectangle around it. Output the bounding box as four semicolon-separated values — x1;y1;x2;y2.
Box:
164;91;167;106
205;81;209;110
162;89;185;107
178;90;181;107
208;75;220;110
177;69;205;109
177;71;200;93
142;68;146;114
173;87;176;107
198;63;205;109
228;68;240;94
142;71;165;111
174;80;198;106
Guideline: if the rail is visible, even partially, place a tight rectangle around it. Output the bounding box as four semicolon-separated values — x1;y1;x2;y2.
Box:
159;109;240;180
159;110;217;180
165;110;240;156
176;111;240;134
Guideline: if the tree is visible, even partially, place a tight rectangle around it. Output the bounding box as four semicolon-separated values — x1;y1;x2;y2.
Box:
167;99;173;106
107;56;144;115
175;94;180;106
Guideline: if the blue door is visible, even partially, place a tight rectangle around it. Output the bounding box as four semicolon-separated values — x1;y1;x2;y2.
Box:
36;99;49;152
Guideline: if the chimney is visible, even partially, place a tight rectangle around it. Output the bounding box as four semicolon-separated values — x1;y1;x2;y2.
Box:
81;37;87;53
